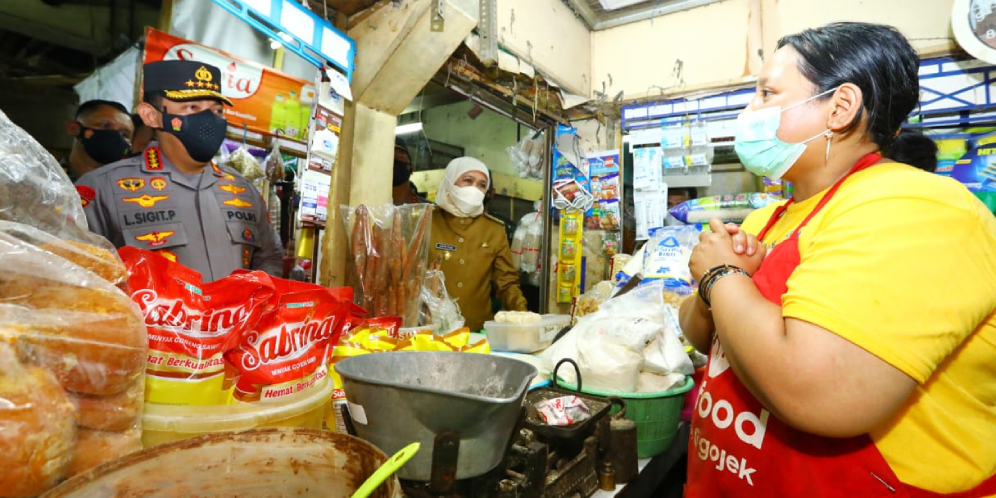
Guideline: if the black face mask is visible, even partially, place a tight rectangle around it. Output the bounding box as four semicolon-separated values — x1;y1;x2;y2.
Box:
160;109;228;163
77;125;130;164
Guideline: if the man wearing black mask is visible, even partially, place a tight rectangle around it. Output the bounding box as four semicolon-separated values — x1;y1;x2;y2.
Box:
77;60;282;281
63;99;134;182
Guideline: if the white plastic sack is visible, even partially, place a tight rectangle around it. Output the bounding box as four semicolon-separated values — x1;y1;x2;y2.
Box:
577;339;643;392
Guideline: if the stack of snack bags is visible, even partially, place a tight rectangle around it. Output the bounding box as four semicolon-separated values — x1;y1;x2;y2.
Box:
0;109;148;496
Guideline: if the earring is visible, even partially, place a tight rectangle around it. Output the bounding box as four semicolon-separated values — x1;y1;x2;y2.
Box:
825;130;834;164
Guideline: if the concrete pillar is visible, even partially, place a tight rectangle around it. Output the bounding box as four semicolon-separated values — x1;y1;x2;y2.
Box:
319;0;477;287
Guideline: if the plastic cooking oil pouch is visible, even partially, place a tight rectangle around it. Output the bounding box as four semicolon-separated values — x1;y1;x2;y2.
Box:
225;287;348;403
120;247;275;406
328;316;401;433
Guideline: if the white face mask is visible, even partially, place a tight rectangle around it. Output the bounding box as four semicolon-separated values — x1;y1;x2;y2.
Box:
445;185;485;217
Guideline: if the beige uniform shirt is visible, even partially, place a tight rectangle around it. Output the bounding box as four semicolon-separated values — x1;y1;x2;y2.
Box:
77;143;283;282
429;209;528;331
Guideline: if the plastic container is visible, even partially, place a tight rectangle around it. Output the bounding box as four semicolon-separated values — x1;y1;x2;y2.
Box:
555;375;693;458
483;314;571;353
141;374;334;447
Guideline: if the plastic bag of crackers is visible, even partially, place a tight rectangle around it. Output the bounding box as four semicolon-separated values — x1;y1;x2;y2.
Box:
0;108;147;497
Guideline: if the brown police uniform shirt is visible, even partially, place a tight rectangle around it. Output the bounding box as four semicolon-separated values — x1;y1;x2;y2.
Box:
76;142;283;282
429;209;528;331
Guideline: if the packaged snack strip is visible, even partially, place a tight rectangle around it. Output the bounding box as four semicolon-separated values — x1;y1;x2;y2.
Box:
668;192;782;224
598;173;620;201
226;287;348;403
120;247;275;406
600;199;621;230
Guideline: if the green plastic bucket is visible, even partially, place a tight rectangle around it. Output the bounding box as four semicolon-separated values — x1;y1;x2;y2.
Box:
555;375;693;458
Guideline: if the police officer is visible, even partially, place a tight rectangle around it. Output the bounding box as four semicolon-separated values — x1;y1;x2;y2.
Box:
77;60;282;281
62;99;134;182
428;157;527;331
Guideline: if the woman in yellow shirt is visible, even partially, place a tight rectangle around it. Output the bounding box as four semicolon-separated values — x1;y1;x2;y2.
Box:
680;22;996;497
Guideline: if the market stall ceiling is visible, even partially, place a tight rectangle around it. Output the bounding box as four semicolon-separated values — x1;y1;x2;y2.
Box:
304;0;381;18
565;0;725;30
0;0;160;84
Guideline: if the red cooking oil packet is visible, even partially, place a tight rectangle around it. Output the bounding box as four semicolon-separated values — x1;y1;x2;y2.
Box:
224;279;353;402
119;247;275;405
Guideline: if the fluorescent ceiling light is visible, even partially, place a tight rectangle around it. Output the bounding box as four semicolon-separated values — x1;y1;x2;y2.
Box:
395;122;423;135
598;0;646;10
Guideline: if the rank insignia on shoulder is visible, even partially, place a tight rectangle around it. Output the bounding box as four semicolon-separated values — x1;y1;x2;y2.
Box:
484;213;505;225
144;147;163;171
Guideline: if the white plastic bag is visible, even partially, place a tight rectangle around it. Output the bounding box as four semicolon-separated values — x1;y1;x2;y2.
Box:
577;338;643;392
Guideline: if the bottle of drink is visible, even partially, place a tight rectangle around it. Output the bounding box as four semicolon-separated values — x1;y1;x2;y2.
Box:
270;93;286;136
299;86;316;141
284;90;301;139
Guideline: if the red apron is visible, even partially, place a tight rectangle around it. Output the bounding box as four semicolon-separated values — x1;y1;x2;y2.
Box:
686;153;996;497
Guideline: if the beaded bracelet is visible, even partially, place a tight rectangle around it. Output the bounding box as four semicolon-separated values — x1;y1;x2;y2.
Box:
697;264;750;307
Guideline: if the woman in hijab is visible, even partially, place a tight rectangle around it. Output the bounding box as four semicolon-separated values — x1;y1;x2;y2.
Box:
428;157;528;331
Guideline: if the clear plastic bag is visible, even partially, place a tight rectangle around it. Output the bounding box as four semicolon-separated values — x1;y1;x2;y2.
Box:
507;130;545;179
0;110;111;249
0;224;148;492
419;269;465;335
0;109;148;494
265;141;286;183
342;203;433;326
227;144;265;181
669;192;782;224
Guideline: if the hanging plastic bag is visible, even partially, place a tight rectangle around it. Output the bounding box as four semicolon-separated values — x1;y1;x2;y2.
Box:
227;144;265;181
265;141;287;183
507;130;545;179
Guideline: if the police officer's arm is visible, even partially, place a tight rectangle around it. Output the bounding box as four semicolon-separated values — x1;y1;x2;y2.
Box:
491;230;528;312
250;198;284;277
